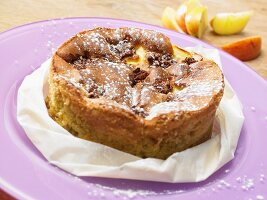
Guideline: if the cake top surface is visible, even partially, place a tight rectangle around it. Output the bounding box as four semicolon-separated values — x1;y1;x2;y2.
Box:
52;27;224;119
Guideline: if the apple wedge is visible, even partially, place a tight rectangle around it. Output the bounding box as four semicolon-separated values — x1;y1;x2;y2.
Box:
173;45;192;60
221;36;261;61
162;7;185;33
125;46;146;65
210;11;253;35
185;6;208;38
175;0;202;33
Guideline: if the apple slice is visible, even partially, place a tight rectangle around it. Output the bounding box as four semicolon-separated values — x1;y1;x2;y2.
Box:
210;11;253;35
221;36;261;61
173;45;192;60
125;46;146;65
185;6;208;38
162;7;185;33
175;0;202;33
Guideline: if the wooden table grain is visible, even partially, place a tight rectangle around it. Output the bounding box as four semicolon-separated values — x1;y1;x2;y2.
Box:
0;0;266;79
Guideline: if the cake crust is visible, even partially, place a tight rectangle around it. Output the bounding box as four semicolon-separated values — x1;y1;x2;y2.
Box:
47;27;224;159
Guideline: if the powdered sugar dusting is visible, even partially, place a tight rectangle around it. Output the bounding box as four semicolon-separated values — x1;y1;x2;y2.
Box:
54;27;223;118
87;183;184;199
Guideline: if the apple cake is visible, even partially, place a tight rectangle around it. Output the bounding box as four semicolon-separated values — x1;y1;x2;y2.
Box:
46;27;224;159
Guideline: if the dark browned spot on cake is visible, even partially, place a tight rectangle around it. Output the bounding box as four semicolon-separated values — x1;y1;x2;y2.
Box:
110;40;135;59
153;77;173;94
86;82;105;98
182;57;197;65
131;105;147;117
147;52;176;68
129;68;149;87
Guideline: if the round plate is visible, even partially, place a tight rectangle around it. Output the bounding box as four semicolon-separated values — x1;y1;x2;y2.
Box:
0;18;266;200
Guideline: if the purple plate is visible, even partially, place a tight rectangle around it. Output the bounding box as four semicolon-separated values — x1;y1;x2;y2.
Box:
0;18;266;200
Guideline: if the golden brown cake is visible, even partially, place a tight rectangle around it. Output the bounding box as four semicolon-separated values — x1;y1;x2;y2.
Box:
46;27;224;159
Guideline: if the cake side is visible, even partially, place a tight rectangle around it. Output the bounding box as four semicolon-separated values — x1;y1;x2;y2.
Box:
46;27;224;159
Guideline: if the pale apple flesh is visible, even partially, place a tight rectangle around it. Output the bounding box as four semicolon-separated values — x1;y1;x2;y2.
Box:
210;11;253;35
173;45;192;59
175;0;202;33
185;6;208;38
161;7;185;33
125;45;192;65
125;45;194;92
125;47;146;65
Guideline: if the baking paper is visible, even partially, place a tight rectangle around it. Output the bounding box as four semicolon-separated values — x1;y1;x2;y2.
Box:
17;46;244;182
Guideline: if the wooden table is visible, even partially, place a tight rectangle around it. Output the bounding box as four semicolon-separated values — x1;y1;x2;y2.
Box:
0;0;266;79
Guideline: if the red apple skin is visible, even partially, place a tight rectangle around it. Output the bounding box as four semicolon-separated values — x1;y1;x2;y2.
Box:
222;36;262;61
